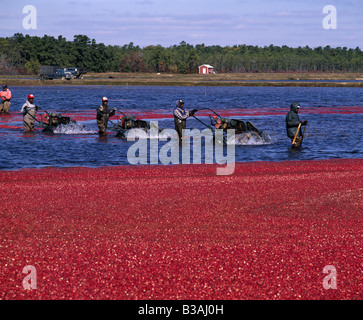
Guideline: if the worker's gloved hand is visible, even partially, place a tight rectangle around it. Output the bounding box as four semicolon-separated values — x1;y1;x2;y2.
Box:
189;109;197;116
99;106;104;112
113;107;117;111
35;106;39;111
303;120;308;125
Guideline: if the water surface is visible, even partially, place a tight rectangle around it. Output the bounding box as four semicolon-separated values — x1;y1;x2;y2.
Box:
0;86;361;170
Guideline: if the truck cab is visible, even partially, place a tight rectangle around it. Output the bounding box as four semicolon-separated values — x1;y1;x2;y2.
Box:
65;67;87;79
57;68;73;80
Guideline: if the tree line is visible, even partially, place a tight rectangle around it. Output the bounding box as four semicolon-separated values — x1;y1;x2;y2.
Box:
0;33;362;74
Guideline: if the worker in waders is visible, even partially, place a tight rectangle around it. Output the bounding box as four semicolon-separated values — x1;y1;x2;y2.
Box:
20;94;39;131
173;99;196;141
0;84;12;114
96;97;116;135
285;102;308;147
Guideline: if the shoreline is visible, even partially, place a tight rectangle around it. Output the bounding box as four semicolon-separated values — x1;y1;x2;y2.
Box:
1;158;362;300
1;72;363;87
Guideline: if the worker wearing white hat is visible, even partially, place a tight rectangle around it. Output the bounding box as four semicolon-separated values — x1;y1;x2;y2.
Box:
96;97;116;135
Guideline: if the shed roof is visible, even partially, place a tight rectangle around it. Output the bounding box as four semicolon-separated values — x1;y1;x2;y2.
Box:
199;64;214;68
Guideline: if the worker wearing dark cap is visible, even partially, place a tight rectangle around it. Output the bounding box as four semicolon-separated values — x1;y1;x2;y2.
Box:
285;102;308;147
173;99;197;141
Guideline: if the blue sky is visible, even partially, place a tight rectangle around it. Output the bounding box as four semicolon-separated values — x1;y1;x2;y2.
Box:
1;0;362;48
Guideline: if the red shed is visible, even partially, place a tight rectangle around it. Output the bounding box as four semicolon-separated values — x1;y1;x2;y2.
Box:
198;64;214;74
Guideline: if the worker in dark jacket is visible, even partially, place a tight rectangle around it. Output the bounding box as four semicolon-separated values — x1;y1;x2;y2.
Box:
173;99;196;141
285;102;307;146
96;97;116;135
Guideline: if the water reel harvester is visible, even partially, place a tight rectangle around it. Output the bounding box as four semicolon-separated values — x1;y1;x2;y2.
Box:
191;108;271;144
107;109;152;138
26;107;76;133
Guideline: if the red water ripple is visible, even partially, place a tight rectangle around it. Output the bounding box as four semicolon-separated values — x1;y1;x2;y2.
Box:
0;106;361;128
0;159;362;300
